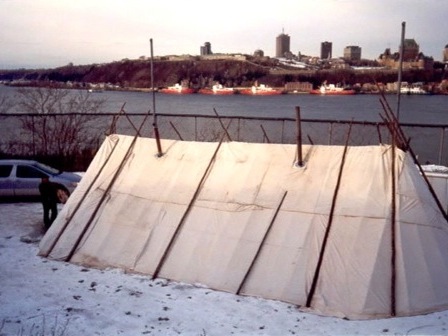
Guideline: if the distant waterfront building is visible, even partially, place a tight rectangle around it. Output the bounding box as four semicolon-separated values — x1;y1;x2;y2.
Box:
321;41;332;59
200;42;212;56
378;43;433;71
443;44;448;63
401;39;419;61
253;49;264;57
343;46;361;61
284;81;313;93
276;30;290;58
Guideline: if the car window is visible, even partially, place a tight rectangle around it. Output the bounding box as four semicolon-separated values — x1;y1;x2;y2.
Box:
16;165;48;179
34;162;59;175
0;165;13;178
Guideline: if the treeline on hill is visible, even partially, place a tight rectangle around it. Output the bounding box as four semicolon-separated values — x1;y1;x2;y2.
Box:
0;57;446;89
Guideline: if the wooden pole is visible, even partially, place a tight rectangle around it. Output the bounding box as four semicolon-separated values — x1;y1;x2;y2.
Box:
379;95;448;221
236;191;287;295
41;137;120;258
390;124;397;317
150;38;163;157
396;21;406;122
438;128;445;165
376;123;383;144
169;121;184;141
260;124;271;143
65;116;149;262
152;139;224;279
306;121;353;308
213;108;232;141
295;106;303;166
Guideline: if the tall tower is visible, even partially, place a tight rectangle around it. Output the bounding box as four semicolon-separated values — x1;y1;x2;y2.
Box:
321;41;332;59
443;44;448;63
276;30;290;58
343;46;362;61
200;42;212;56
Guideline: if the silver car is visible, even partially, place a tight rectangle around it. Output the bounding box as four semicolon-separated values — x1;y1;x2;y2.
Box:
0;159;81;201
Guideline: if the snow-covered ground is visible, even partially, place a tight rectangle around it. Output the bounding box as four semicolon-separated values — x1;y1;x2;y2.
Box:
1;202;448;336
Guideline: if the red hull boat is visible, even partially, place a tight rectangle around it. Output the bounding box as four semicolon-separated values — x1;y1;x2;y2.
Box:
159;83;195;94
198;84;235;95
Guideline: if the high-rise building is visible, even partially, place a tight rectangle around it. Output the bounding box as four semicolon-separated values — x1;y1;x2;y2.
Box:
276;31;290;58
321;41;332;59
343;46;362;61
200;42;212;56
443;44;448;62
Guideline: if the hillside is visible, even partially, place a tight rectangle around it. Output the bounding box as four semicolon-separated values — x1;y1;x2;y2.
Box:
0;57;444;89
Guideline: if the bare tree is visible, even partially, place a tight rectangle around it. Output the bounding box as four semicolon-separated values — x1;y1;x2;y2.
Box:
17;88;106;160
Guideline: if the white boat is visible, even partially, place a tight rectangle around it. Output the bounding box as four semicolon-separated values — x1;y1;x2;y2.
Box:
310;83;355;95
400;86;428;95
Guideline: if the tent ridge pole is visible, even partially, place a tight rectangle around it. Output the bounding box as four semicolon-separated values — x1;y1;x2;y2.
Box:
306;122;353;308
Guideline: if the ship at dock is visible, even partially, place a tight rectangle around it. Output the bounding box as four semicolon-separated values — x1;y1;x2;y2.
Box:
310;83;355;95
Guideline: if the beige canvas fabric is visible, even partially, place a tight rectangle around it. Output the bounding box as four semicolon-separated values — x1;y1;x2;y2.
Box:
39;134;448;319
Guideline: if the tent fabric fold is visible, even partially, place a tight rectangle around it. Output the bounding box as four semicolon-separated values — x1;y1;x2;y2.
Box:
39;134;448;320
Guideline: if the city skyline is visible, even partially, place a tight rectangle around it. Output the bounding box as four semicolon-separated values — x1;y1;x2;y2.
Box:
0;0;447;69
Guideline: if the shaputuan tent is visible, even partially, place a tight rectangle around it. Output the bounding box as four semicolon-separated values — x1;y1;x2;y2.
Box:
39;134;448;320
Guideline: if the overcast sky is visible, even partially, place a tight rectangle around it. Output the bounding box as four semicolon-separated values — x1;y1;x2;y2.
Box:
0;0;447;69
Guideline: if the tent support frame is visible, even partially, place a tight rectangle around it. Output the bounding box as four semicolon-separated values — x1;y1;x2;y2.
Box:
379;93;448;222
306;122;353;308
213;108;232;141
64;116;149;262
295;106;303;166
41;137;120;258
169;121;184;141
236;190;288;295
152;138;225;280
260;124;271;143
390;125;397;316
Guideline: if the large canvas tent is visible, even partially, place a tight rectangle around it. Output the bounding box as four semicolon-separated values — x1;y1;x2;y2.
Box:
39;134;448;320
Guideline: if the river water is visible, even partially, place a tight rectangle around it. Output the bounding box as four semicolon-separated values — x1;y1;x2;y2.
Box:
1;84;447;124
81;89;448;125
1;85;448;164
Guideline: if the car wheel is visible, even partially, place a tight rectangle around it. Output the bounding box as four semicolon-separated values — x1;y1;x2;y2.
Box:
56;187;70;204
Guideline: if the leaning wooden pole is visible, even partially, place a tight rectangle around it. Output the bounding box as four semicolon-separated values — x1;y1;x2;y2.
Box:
41;137;120;258
390;124;397;317
213;108;232;141
295;106;303;166
396;21;406;122
380;95;448;221
260;124;271;143
65;117;149;262
236;191;288;295
150;38;163;157
306;122;353;308
152;139;224;280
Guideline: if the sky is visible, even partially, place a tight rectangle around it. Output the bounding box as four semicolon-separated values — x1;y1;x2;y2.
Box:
0;0;447;69
1;201;448;335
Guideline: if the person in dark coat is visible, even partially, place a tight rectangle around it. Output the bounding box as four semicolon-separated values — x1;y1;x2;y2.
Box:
39;177;59;230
